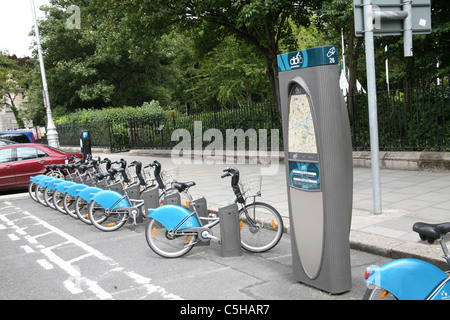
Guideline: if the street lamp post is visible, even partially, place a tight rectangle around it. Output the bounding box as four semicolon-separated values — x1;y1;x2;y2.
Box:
30;0;59;148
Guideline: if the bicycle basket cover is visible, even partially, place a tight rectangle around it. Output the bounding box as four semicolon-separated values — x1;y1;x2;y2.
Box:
148;205;200;230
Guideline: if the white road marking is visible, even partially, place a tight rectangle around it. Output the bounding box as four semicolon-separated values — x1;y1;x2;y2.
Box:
1;204;182;300
37;259;54;270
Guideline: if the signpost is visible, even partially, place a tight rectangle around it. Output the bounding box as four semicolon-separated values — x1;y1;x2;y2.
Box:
30;0;60;148
353;0;431;213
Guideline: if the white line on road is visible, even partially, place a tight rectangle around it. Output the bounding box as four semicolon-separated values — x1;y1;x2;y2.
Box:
1;205;182;300
37;259;54;270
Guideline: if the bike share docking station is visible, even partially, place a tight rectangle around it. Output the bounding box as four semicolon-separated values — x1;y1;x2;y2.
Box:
278;46;353;293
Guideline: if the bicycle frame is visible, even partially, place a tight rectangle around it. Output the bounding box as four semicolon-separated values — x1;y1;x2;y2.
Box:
147;204;220;243
365;234;450;300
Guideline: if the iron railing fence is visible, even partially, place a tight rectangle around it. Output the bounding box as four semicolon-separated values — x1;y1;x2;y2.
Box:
348;75;449;151
56;76;449;153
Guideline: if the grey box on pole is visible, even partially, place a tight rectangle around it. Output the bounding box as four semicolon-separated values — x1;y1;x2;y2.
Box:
142;185;160;212
163;191;181;206
219;203;242;257
191;197;208;224
278;46;353;294
191;197;210;247
125;184;141;201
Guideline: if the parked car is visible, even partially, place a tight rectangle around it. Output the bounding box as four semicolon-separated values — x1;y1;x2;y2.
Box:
0;130;36;143
0;139;18;145
0;143;83;191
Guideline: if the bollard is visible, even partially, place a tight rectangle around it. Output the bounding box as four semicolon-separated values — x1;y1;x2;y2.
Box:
219;203;242;257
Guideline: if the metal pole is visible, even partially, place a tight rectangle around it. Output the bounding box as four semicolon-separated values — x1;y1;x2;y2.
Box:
363;0;382;214
403;0;413;57
30;0;59;148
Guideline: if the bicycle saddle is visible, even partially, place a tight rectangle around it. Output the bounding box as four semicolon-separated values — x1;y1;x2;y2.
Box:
172;181;196;193
413;222;450;243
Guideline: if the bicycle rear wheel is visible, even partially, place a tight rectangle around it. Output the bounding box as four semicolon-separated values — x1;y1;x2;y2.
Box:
145;218;196;258
362;286;397;300
63;193;78;219
88;201;128;232
239;202;283;253
74;197;92;225
53;191;68;214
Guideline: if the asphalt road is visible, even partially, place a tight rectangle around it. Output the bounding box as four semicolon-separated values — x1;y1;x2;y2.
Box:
0;190;393;306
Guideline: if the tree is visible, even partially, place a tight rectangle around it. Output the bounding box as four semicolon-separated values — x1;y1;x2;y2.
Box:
29;0;174;115
0;52;33;128
315;0;364;94
187;34;270;107
88;0;325;110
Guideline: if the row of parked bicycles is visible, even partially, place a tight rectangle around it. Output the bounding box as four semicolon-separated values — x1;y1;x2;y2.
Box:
28;155;284;258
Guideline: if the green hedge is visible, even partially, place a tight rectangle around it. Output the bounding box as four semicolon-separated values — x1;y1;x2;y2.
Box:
55;100;165;124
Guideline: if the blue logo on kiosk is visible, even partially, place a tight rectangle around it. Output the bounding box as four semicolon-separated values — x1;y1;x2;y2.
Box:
278;46;338;72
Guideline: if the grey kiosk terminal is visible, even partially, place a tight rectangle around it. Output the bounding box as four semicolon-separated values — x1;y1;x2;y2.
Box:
278;46;353;294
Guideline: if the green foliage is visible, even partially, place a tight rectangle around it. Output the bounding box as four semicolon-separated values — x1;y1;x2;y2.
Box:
54;100;165;124
19;0;450;133
0;52;34;128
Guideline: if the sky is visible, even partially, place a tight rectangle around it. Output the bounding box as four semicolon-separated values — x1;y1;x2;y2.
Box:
0;0;51;57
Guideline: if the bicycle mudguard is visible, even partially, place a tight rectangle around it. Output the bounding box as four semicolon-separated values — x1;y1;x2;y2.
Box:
44;178;65;190
32;175;56;185
365;258;448;300
30;175;47;184
147;205;201;231
54;181;77;193
90;190;130;210
65;183;89;198
76;186;103;201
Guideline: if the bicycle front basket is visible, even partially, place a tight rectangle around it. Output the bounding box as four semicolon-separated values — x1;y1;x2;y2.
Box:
239;175;262;198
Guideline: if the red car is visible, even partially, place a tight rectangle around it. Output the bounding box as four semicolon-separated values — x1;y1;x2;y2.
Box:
0;143;83;191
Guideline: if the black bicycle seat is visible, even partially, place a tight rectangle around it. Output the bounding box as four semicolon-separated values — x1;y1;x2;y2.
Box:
413;222;450;243
172;181;196;193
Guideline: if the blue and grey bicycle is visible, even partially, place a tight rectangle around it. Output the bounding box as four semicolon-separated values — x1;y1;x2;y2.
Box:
145;167;284;258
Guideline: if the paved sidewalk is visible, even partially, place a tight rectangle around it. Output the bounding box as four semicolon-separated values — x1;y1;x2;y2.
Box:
8;151;450;270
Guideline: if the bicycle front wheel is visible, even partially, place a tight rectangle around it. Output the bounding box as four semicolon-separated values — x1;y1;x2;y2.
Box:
239;202;283;253
145;218;196;258
88;201;128;232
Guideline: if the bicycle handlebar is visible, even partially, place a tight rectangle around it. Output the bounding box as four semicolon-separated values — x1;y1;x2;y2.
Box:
221;167;244;203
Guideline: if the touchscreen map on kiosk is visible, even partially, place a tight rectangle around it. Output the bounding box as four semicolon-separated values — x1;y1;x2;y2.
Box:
288;85;317;157
288;84;320;191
